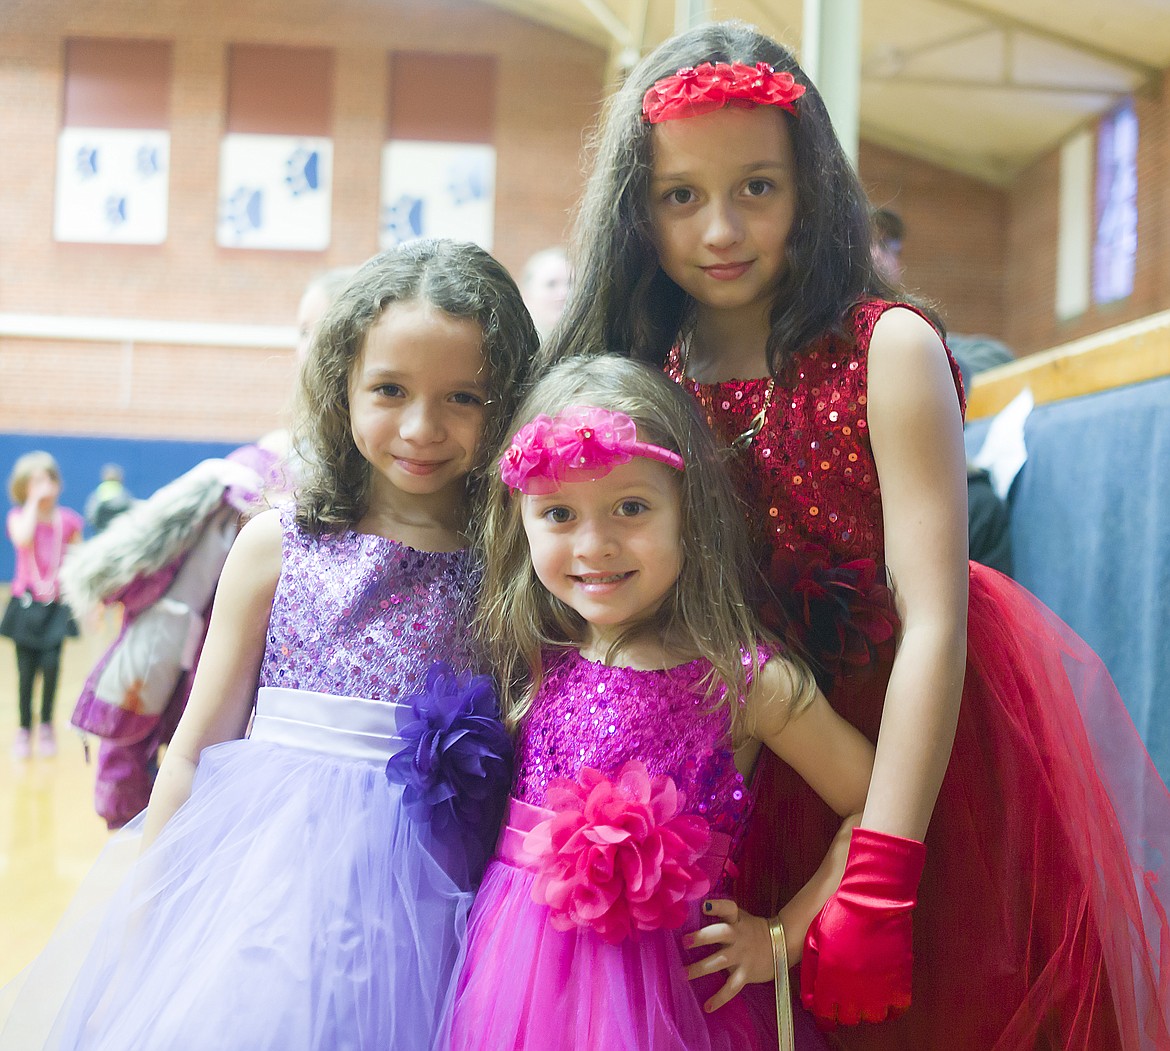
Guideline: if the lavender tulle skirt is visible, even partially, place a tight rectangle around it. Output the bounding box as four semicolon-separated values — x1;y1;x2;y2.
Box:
1;688;480;1051
439;816;828;1051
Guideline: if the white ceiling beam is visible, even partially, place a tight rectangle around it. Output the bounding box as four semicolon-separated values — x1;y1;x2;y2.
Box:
865;74;1132;97
483;0;612;47
863;24;995;75
928;0;1162;80
575;0;633;47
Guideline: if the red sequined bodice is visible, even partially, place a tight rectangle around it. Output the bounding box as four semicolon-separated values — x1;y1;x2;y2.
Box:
671;300;961;569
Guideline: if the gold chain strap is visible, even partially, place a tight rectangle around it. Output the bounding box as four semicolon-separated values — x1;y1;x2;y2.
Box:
769;917;794;1051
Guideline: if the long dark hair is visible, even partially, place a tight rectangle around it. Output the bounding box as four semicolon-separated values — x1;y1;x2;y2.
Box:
543;20;928;375
294;239;539;534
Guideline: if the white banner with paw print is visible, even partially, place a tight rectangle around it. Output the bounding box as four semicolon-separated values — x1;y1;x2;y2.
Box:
380;140;495;251
54;127;170;244
217;133;333;251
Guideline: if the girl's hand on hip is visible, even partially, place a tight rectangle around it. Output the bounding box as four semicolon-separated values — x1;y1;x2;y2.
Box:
684;899;777;1012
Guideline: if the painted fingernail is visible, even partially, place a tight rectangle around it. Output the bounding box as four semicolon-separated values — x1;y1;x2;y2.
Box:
703;900;713;913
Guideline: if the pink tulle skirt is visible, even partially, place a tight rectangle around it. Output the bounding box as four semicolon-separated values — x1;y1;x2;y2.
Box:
440;853;827;1051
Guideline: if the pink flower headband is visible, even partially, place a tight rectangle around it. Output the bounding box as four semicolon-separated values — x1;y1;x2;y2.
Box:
499;407;685;495
642;61;806;124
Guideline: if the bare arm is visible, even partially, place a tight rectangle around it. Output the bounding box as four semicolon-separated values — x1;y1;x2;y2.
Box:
686;660;874;1007
864;307;969;839
753;661;874;961
140;509;283;850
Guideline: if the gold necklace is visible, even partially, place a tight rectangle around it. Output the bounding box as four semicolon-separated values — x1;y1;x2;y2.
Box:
679;342;776;450
730;378;775;450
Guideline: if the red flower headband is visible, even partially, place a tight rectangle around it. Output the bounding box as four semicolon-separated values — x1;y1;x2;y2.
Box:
500;406;685;496
642;61;805;124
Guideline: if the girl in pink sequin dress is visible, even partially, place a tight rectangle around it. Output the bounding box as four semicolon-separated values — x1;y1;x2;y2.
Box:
1;240;537;1051
441;355;875;1051
540;21;1170;1051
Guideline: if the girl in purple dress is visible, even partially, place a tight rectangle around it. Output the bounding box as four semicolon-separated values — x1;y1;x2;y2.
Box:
441;355;874;1051
2;240;537;1051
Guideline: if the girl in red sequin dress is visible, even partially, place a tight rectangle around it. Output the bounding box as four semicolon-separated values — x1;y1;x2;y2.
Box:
542;20;1170;1051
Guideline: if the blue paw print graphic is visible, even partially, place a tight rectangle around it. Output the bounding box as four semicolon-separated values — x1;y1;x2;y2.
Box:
223;187;264;236
136;145;161;178
284;148;320;197
104;196;127;226
76;147;99;179
382;195;425;244
446;159;489;206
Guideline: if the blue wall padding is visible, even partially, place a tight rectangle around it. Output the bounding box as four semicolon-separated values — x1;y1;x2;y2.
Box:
0;432;239;582
965;376;1170;780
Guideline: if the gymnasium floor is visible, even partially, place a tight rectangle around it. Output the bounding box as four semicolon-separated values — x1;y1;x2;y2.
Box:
0;619;117;984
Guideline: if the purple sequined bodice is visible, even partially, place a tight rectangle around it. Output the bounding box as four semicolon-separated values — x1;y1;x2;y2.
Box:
259;510;478;700
513;650;753;843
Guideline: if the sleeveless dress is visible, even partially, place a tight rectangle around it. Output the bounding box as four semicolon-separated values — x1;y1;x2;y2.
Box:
441;648;828;1051
671;300;1170;1050
0;511;510;1051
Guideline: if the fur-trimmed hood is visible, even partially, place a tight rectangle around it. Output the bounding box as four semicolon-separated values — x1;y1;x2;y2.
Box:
61;458;264;615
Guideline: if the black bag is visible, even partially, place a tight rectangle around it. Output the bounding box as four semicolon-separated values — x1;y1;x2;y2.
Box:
0;593;79;649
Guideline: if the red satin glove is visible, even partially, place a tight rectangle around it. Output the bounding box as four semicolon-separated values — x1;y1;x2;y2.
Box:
800;827;926;1027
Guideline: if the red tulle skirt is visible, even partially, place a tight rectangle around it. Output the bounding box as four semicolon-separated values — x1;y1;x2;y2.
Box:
739;563;1170;1050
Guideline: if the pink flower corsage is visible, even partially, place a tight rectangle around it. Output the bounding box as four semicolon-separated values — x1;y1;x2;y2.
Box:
522;760;712;944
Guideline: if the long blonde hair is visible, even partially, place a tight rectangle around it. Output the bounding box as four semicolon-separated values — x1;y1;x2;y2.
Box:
475;355;813;738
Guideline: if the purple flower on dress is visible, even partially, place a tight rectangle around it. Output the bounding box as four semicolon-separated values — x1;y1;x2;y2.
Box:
386;662;512;835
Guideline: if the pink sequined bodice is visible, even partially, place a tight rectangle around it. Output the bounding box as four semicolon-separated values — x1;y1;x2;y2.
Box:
513;650;753;842
671;300;962;569
259;509;478;700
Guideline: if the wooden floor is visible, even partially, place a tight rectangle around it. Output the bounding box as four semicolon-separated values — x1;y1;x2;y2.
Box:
0;617;118;985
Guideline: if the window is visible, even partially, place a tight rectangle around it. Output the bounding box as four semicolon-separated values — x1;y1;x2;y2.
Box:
1093;99;1138;304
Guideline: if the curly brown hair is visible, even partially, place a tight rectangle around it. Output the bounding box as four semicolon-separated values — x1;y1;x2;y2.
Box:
293;240;539;534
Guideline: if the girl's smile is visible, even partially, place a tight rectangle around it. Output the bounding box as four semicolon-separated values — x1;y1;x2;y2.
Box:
701;261;754;281
394;457;449;475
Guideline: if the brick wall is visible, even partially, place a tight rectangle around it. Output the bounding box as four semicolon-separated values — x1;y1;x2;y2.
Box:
859;141;1009;341
4;1;1169;443
0;0;606;442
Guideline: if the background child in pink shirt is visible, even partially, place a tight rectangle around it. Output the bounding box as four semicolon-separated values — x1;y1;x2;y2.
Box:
2;451;83;758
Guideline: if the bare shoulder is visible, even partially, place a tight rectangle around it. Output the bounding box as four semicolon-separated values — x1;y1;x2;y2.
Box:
746;653;813;740
220;507;284;599
869;306;947;373
234;505;284;551
868;306;958;423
